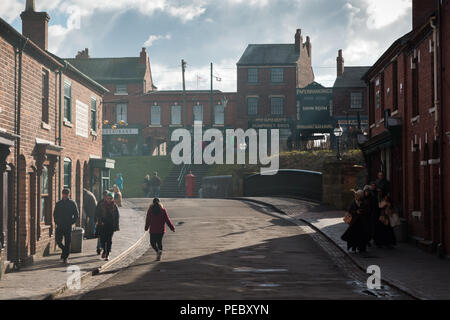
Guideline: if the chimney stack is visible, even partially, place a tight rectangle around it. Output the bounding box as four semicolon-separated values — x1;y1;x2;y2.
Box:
20;0;50;51
337;49;344;77
412;0;438;30
140;47;148;65
306;36;311;57
76;48;90;59
295;29;302;53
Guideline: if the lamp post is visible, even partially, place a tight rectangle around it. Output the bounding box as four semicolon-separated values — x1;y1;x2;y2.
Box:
333;125;343;160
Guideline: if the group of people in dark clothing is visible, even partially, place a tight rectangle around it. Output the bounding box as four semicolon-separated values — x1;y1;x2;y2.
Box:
143;172;161;198
53;188;120;264
341;171;399;253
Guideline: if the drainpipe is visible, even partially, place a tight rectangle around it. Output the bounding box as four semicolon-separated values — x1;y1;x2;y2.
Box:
57;62;68;200
14;37;28;269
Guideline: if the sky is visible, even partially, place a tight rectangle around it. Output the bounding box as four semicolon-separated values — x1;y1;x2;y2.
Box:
1;0;413;92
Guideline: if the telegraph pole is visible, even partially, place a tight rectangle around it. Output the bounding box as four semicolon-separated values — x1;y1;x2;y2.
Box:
210;62;214;126
182;59;187;127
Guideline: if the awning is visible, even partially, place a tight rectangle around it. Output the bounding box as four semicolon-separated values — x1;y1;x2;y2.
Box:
90;158;115;169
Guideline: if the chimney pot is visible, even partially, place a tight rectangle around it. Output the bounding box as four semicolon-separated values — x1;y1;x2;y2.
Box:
337;49;344;77
295;28;302;53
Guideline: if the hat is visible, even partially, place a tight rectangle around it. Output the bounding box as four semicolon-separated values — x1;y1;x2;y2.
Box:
62;188;70;195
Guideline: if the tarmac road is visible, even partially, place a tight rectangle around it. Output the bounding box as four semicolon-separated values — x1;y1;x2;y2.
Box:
79;198;389;300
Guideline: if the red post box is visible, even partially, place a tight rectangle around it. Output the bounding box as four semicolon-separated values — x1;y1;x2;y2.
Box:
185;172;195;198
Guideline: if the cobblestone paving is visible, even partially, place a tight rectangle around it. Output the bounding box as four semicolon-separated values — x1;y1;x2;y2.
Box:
243;197;450;300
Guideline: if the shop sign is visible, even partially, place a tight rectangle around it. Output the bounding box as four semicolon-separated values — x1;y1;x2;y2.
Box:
103;128;139;135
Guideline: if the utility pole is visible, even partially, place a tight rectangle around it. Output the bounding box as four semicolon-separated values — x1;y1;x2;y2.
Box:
210;62;214;126
182;59;187;127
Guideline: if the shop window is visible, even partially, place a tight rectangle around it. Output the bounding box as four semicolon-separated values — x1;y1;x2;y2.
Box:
42;69;49;124
194;104;203;123
248;68;258;84
151;105;161;125
90;97;97;132
271;68;284;83
63;158;71;189
116;104;127;123
270;97;284;115
64;81;72;122
247;97;258;116
215;104;225;125
40;166;48;223
171;105;182;125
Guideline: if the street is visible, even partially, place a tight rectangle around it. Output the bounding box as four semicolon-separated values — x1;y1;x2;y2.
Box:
78;198;404;300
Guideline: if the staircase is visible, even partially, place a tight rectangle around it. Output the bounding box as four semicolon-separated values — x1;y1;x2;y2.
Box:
160;163;210;198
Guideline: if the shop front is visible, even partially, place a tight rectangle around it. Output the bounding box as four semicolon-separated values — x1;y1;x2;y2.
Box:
103;125;142;158
89;158;115;201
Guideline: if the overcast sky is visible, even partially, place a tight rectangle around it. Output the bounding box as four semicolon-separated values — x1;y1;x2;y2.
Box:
2;0;412;92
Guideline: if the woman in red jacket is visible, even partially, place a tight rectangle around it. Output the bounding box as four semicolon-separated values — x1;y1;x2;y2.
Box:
145;198;175;261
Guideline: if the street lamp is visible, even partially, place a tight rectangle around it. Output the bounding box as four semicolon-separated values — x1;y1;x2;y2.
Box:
333;125;343;160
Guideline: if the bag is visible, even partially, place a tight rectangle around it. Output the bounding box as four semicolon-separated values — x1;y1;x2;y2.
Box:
343;212;352;224
389;213;401;227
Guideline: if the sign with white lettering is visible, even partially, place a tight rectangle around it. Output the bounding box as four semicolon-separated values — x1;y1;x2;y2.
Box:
76;100;89;138
103;128;139;135
296;82;333;130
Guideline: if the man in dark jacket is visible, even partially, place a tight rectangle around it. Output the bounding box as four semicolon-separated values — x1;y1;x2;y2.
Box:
53;189;79;264
150;172;161;198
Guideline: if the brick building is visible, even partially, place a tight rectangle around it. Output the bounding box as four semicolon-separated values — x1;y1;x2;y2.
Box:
236;29;315;150
0;2;112;276
332;50;370;149
361;0;449;256
67;50;237;157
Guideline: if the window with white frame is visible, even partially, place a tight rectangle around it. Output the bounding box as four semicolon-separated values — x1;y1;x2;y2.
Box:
90;97;97;132
247;97;258;116
63;81;72;122
248;68;258;84
193;104;203;123
116;104;127;123
215;104;225;125
171;105;182;125
63;158;71;189
350;92;363;109
115;84;127;94
376;91;380;109
40;166;48;223
151;105;161;125
270;97;284;115
271;68;284;83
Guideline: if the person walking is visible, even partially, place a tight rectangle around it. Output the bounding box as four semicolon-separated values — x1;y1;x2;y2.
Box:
375;171;390;199
83;188;97;239
94;190;109;255
114;173;124;192
374;195;397;248
143;174;151;198
53;189;79;264
341;190;371;253
150;172;161;198
145;198;175;261
113;184;123;207
95;191;120;261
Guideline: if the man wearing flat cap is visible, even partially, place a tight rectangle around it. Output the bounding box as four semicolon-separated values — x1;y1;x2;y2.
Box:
53;188;79;264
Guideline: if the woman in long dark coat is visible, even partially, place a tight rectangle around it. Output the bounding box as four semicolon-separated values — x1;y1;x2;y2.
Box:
374;196;396;248
95;192;120;261
341;190;371;253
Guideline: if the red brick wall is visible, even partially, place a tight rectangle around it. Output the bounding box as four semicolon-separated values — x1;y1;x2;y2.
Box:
333;87;367;118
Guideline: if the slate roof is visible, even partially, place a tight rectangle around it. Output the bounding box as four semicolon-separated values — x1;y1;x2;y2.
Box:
237;44;300;66
64;57;146;83
333;66;371;88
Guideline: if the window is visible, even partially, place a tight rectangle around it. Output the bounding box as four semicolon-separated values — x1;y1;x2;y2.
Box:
64;81;72;122
376;91;380;109
63;158;71;189
270;97;284;115
116;104;127;123
171;105;182;125
151;105;161;125
90;97;97;132
42;69;49;123
271;68;284;83
214;104;225;125
247;97;258;116
115;84;127;94
193;104;203;123
248;68;258;84
350;92;363;109
40;166;48;223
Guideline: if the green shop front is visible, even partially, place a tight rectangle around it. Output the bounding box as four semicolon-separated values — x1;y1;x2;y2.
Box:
89;158;115;201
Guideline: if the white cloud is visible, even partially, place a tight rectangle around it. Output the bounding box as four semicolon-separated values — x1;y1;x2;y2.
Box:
363;0;411;29
225;0;270;7
144;34;172;47
0;0;22;23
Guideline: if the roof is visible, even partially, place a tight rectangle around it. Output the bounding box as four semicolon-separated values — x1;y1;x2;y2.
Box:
333;66;371;88
64;57;146;83
237;44;300;66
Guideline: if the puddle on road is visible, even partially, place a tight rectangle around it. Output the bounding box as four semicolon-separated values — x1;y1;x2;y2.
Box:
233;267;288;273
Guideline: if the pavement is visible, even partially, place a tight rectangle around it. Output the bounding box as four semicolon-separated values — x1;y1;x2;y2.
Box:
239;197;450;300
0;199;147;300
